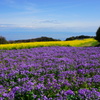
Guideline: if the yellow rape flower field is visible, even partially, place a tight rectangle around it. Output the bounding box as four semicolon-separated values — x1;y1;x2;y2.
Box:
0;38;99;50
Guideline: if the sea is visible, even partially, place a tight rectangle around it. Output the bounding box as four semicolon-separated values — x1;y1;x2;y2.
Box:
0;31;96;41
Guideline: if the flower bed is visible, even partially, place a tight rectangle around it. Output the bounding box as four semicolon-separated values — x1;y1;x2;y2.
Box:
0;46;100;100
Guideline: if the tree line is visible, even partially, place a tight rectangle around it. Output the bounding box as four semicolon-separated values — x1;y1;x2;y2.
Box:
65;35;95;41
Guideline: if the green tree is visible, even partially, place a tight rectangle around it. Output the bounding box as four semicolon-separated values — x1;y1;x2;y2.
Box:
0;36;8;44
95;27;100;42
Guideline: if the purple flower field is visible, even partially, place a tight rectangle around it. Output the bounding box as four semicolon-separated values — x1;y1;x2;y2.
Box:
0;46;100;100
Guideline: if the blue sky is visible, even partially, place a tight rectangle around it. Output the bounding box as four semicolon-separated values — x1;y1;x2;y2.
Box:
0;0;100;39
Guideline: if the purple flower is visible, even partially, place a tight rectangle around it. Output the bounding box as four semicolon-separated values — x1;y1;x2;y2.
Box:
12;86;20;93
8;91;15;99
93;75;100;82
2;93;8;97
33;94;37;98
43;96;48;100
92;88;100;97
96;92;100;97
27;81;35;85
0;97;3;100
78;88;90;95
64;90;75;95
36;83;45;89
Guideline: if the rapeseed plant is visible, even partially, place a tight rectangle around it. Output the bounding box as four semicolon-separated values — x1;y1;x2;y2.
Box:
0;38;97;50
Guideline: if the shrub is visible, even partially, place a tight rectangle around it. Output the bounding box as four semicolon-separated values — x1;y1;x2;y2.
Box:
95;27;100;42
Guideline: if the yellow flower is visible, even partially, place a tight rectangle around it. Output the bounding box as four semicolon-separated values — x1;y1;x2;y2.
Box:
8;88;11;91
0;38;98;50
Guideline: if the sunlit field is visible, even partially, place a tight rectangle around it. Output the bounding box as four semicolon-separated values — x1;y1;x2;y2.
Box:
0;38;98;50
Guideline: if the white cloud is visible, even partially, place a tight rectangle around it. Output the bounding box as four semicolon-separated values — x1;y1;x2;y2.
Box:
0;24;17;27
38;20;60;24
0;20;99;32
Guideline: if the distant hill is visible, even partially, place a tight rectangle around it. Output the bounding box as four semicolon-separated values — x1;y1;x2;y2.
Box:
9;36;61;43
65;35;95;41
